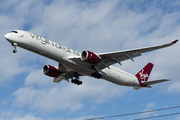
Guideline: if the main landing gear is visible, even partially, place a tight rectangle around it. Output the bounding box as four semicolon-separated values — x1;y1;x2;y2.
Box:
71;72;83;85
71;79;83;85
91;65;102;79
12;43;17;53
91;72;102;79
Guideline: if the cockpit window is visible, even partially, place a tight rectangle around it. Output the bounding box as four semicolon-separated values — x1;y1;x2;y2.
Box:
10;31;18;33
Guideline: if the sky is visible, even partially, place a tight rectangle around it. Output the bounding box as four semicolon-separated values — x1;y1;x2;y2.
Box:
0;0;180;120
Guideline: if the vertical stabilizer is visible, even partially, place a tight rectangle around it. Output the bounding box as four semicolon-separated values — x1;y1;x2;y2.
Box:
136;63;154;86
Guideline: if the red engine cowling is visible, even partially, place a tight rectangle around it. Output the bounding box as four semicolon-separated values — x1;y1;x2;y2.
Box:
43;65;60;77
81;50;100;64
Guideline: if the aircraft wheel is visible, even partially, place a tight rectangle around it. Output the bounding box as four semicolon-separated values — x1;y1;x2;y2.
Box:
13;50;17;53
79;81;82;85
71;79;74;83
74;79;78;84
91;72;102;79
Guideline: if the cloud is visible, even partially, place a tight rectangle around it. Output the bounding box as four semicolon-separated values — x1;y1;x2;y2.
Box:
147;103;156;108
0;109;43;120
1;0;179;83
167;82;180;93
25;69;52;87
138;103;157;118
29;0;147;51
3;0;178;115
0;0;49;84
1;0;180;120
12;115;43;120
12;86;77;112
13;76;129;112
67;115;94;120
175;114;180;120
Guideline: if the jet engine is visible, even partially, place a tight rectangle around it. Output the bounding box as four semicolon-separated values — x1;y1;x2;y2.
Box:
81;50;100;64
43;65;60;77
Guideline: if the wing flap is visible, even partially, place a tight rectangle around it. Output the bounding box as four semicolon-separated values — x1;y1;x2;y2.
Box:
53;76;65;83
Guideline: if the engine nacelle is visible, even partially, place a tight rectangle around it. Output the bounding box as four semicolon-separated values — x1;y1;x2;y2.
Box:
43;65;60;77
81;50;100;64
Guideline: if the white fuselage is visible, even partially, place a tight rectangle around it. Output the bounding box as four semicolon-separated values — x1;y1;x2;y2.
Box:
5;30;140;87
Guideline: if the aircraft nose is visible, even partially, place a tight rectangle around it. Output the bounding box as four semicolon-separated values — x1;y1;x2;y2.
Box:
4;33;9;40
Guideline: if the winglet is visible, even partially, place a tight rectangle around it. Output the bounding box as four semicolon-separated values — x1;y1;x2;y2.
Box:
172;39;178;44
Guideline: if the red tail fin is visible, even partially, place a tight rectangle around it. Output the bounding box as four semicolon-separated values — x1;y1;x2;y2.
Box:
136;63;154;86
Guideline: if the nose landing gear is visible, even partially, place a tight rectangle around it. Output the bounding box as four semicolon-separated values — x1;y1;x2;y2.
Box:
12;43;17;53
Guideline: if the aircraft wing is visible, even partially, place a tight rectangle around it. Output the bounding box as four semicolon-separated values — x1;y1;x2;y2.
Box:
97;40;178;69
69;40;178;70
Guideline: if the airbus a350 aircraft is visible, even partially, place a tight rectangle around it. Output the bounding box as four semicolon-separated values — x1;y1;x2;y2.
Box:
5;30;178;90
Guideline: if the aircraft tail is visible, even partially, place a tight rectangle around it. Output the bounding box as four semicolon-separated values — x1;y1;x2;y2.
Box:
135;63;154;84
134;63;170;90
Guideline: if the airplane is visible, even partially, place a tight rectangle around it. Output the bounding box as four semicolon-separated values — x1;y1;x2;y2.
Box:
4;30;178;90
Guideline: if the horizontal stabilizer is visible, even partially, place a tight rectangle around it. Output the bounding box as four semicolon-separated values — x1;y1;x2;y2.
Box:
133;79;170;90
133;87;142;90
141;79;170;85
